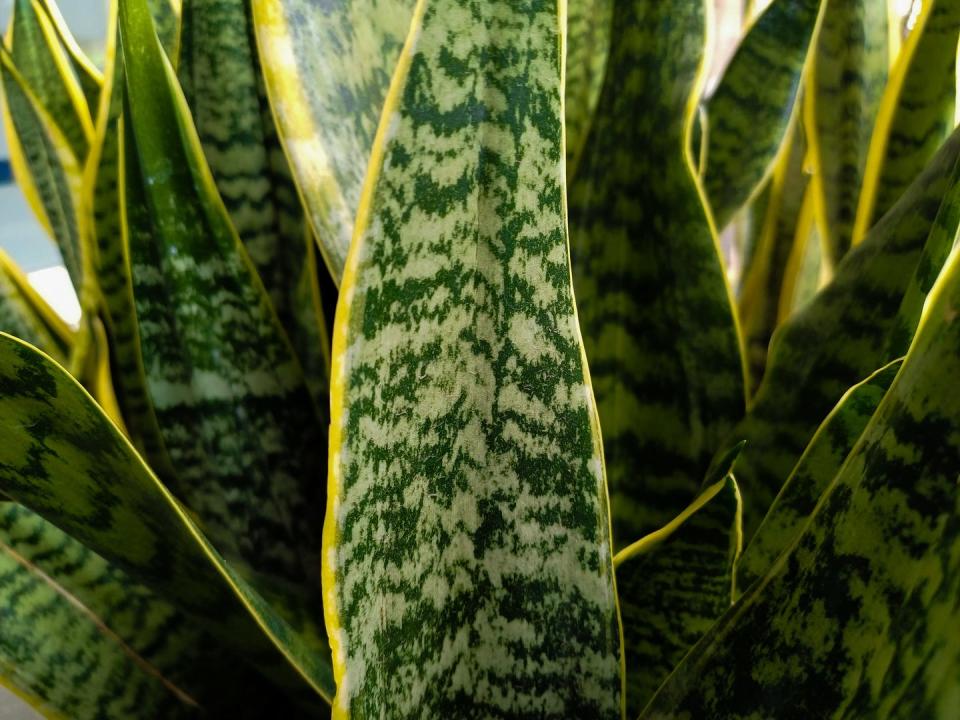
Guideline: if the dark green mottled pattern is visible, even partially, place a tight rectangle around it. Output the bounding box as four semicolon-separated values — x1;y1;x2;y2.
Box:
177;0;329;408
0;48;84;293
809;0;887;267
739;124;809;393
739;359;900;589
703;0;821;229
618;476;740;717
0;332;333;707
727;129;960;540
569;0;745;546
565;0;612;179
7;0;90;159
329;1;621;716
643;243;960;720
856;0;960;239
252;0;416;280
120;0;324;586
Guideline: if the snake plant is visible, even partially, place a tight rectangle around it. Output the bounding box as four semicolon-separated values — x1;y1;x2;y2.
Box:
0;0;958;717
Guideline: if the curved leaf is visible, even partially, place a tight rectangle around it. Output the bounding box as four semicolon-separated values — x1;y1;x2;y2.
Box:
0;332;334;709
569;0;745;545
36;0;104;111
0;249;71;362
643;241;960;719
738;359;901;589
324;0;622;716
728;128;960;539
251;0;417;281
853;0;960;246
703;0;823;229
806;0;888;267
119;0;325;586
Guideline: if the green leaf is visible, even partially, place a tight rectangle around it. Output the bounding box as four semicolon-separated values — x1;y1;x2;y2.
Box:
702;0;823;229
0;249;71;363
853;0;960;246
616;474;741;717
806;0;888;268
36;0;104;112
565;0;612;179
0;46;85;294
728;128;960;540
738;358;901;589
0;332;334;709
119;0;325;586
325;0;622;716
738;124;810;393
642;241;960;719
569;0;745;546
251;0;417;281
5;0;93;161
177;0;330;408
0;502;303;719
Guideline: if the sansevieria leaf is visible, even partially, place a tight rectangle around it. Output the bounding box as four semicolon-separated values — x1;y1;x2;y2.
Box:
616;467;741;717
852;0;960;246
0;249;71;363
643;240;960;719
0;503;300;719
806;0;888;268
569;0;745;546
0;332;334;710
251;0;417;281
738;358;901;589
35;0;103;110
325;0;622;716
565;0;612;179
702;0;823;229
119;0;325;585
729;128;960;539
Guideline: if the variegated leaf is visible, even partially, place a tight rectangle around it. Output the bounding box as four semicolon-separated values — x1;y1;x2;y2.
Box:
569;0;745;546
251;0;417;281
0;248;71;363
565;0;612;179
325;0;622;716
36;0;104;111
0;332;334;709
643;241;960;719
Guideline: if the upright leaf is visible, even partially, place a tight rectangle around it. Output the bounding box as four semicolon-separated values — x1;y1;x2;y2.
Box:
728;128;960;539
37;0;104;111
703;0;823;229
565;0;612;179
806;0;888;267
177;0;329;408
0;332;334;709
569;0;745;545
0;249;71;363
643;242;960;719
853;0;960;246
738;359;901;589
251;0;417;280
119;0;324;586
616;473;741;717
325;0;622;716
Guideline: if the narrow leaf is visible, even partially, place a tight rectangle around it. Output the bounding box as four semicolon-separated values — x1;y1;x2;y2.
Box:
565;0;612;179
703;0;823;229
569;0;746;545
36;0;104;111
251;0;417;281
0;249;71;362
325;0;622;716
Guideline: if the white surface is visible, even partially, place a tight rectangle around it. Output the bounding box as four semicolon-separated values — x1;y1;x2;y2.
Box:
0;687;39;720
28;265;80;326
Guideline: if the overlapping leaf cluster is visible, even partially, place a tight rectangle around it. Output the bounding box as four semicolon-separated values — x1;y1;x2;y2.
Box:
0;0;958;717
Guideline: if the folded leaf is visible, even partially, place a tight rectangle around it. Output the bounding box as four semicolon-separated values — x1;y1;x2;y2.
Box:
177;0;330;408
703;0;823;229
854;0;960;247
251;0;417;281
739;358;901;589
325;0;622;715
616;473;741;717
0;502;304;719
5;0;93;160
569;0;745;545
119;0;325;586
728;128;960;539
565;0;612;179
642;240;960;719
0;332;334;709
806;0;888;267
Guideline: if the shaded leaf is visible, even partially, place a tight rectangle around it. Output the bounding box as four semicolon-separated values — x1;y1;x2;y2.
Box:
565;0;612;179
